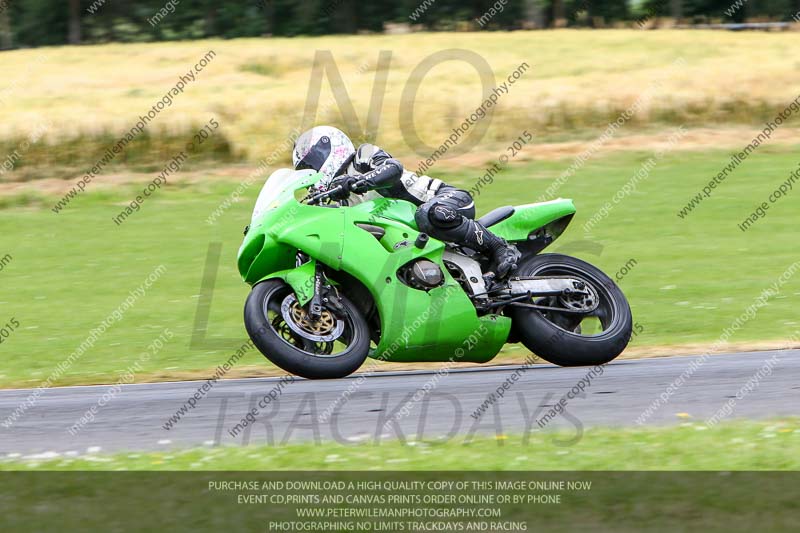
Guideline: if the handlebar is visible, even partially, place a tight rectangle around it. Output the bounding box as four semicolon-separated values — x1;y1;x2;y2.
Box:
303;178;368;205
305;185;343;205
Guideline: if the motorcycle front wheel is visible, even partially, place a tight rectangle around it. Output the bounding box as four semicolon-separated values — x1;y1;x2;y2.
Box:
509;253;633;366
244;279;371;379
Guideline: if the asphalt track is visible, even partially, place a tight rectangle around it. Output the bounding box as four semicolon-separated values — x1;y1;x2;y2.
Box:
0;350;796;457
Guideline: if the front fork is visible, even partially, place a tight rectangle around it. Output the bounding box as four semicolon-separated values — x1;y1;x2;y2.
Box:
268;255;343;319
308;262;324;319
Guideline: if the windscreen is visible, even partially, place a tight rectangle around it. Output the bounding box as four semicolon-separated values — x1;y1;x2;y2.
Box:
250;168;316;223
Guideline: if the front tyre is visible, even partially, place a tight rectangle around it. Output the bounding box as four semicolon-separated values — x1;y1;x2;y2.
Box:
510;253;633;366
244;279;370;379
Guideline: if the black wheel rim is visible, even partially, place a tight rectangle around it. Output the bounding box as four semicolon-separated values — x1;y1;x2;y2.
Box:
529;264;620;338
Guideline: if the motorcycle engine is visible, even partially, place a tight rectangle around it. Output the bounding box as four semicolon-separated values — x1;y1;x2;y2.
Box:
399;259;444;291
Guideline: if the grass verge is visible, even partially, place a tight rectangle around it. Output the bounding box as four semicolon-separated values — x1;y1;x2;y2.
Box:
2;419;797;470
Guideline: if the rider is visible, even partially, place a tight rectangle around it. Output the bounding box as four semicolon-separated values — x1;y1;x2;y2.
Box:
292;126;521;278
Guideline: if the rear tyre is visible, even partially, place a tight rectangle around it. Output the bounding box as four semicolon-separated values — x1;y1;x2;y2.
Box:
510;253;632;366
244;279;370;379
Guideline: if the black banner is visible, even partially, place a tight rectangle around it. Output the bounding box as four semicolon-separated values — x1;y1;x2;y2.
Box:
0;471;797;532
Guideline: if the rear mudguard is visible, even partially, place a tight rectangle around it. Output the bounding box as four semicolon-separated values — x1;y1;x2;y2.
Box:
491;199;576;244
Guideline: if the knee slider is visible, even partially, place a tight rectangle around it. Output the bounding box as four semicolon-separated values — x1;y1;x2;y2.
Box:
415;206;435;233
429;204;461;229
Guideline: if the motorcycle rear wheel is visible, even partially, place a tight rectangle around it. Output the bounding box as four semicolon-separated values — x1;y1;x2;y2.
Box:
244;279;370;379
509;253;633;366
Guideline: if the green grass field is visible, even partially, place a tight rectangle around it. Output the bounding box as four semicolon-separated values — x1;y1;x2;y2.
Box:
2;419;796;470
1;142;800;388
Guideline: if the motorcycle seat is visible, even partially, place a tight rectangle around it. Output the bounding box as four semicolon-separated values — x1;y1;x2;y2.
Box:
476;205;515;228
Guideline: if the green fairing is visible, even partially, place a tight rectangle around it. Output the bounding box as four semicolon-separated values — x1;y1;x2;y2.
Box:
343;199;509;363
238;173;574;363
490;199;576;242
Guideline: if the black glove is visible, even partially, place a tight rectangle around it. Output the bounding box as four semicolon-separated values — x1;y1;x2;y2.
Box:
328;175;367;200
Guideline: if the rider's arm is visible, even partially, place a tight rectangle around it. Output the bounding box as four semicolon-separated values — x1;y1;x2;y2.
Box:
353;144;403;191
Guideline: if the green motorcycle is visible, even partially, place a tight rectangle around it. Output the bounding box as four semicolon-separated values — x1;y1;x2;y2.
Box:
238;169;632;379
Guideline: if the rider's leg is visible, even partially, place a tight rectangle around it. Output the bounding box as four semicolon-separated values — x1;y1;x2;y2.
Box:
414;187;521;278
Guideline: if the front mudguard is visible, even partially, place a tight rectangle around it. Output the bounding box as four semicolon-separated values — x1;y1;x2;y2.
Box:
258;259;316;306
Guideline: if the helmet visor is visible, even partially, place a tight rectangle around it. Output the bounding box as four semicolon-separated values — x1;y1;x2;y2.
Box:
294;137;331;172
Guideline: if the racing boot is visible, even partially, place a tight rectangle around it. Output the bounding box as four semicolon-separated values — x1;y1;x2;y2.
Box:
490;240;522;278
463;220;521;279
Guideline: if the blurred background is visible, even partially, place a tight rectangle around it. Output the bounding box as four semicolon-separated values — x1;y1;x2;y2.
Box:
1;1;799;390
3;0;800;46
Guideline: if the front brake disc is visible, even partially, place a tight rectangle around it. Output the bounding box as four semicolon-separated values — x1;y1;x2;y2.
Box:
280;294;345;342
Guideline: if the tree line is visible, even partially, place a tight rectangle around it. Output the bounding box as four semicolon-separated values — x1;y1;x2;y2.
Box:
2;0;800;49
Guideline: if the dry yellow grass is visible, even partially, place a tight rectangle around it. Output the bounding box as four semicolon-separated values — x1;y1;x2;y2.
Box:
1;30;800;164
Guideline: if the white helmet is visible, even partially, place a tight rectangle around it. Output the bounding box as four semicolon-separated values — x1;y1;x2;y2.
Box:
292;126;355;184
